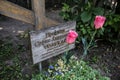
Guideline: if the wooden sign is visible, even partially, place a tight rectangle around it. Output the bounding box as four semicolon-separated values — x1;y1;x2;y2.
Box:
30;21;76;64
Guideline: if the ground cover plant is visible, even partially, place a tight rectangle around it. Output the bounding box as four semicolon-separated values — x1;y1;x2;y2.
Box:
0;40;22;80
32;56;110;80
0;39;32;80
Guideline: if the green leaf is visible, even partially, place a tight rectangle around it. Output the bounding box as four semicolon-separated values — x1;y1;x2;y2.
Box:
81;28;87;35
93;7;104;15
90;17;94;27
80;11;92;23
62;3;70;12
81;37;88;50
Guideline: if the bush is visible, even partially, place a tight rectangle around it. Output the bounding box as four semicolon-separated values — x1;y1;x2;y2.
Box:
60;0;120;44
32;56;110;80
60;0;105;42
104;14;120;43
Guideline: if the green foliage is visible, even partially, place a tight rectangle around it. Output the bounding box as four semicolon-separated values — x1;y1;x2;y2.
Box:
60;0;105;42
104;14;120;43
0;40;13;60
0;40;30;80
0;57;22;80
60;0;120;44
32;56;110;80
0;41;22;80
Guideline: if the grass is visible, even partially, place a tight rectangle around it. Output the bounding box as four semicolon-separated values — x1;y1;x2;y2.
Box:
0;40;31;80
0;40;13;60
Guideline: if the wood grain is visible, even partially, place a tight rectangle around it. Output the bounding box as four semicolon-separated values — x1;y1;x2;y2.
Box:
0;0;34;24
0;0;59;27
30;21;76;64
32;0;45;30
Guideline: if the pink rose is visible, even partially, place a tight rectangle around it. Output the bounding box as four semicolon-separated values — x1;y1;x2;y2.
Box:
94;16;106;29
66;30;78;44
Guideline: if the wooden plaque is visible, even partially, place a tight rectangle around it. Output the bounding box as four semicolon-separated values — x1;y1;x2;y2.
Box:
30;21;76;64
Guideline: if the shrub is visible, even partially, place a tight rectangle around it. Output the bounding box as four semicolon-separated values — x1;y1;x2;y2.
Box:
104;14;120;43
60;0;120;44
60;0;105;42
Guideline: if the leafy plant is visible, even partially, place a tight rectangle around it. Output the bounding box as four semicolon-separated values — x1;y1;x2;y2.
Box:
0;40;13;60
0;56;23;80
0;40;31;80
60;0;120;44
32;56;110;80
104;14;120;43
60;0;105;42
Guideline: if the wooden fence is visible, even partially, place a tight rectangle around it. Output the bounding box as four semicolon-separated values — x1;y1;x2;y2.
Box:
0;0;59;30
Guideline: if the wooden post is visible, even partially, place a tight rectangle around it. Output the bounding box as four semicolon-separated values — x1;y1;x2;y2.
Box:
0;0;59;27
31;0;45;30
31;0;46;71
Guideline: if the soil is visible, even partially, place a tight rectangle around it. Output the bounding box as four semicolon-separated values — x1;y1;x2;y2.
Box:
0;10;120;80
75;42;120;80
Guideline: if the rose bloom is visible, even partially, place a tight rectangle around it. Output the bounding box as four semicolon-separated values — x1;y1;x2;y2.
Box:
94;15;106;29
66;30;78;44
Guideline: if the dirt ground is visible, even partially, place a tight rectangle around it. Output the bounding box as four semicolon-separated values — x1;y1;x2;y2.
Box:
75;42;120;80
0;10;120;80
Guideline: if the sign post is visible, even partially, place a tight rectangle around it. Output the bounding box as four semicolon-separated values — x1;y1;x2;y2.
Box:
31;0;46;71
30;21;76;69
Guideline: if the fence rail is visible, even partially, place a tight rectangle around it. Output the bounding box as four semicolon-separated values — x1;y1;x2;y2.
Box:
0;0;59;30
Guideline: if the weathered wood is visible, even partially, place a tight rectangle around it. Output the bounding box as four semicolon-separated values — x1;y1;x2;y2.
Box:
32;0;45;30
0;0;59;26
32;0;45;70
0;0;34;24
30;21;76;64
45;18;60;27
